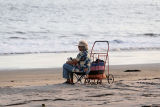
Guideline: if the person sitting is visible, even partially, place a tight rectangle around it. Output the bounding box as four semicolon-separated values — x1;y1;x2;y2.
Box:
63;40;91;84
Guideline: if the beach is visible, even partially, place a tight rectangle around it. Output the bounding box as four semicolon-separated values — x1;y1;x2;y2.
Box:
0;0;160;106
0;63;160;107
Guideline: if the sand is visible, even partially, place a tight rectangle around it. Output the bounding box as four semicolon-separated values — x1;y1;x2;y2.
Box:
0;63;160;107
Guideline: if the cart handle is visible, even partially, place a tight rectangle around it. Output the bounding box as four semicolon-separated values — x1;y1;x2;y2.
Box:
90;41;109;54
94;41;109;43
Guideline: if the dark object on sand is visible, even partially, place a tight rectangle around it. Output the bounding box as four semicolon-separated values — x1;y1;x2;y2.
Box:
42;104;45;107
124;70;141;72
10;80;14;82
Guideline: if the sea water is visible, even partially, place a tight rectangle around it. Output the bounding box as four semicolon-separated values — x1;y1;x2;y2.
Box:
0;0;160;54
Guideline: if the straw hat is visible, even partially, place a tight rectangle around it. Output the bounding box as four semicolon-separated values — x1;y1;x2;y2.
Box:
78;40;88;50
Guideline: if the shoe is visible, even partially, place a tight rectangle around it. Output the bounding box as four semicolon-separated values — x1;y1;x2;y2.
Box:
63;81;70;84
70;82;75;85
63;79;70;84
70;79;75;85
63;81;75;85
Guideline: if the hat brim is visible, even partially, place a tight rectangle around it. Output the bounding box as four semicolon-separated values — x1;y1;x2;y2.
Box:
75;45;85;46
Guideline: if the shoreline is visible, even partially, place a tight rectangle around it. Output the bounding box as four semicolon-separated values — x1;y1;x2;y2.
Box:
0;62;159;72
0;50;160;70
1;48;160;56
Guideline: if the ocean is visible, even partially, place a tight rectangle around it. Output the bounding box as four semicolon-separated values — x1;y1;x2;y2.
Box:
0;0;160;54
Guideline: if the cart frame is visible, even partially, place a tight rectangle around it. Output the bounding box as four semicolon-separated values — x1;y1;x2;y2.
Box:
85;41;114;84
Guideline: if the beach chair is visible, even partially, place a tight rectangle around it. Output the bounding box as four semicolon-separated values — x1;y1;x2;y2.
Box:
72;70;90;84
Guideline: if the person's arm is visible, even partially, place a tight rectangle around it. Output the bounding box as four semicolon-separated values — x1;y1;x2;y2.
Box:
83;55;91;72
66;59;78;65
75;52;83;62
66;52;81;65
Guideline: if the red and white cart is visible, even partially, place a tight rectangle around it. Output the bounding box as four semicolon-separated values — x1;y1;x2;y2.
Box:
85;41;114;84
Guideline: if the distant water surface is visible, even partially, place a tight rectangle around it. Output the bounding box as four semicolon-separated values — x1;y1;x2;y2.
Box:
0;0;160;54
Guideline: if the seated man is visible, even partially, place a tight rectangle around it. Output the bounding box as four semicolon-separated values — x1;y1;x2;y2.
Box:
63;40;91;84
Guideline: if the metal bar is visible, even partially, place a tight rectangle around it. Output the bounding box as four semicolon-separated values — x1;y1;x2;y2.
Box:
90;41;110;79
92;53;107;54
94;41;109;43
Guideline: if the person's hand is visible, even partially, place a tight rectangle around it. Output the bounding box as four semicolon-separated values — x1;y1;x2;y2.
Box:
66;59;77;65
66;61;72;65
72;59;78;65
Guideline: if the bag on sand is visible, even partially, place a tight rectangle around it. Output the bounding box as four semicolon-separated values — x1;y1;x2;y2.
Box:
87;59;106;79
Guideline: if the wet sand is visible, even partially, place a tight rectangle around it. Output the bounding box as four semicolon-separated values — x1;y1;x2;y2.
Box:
0;63;160;107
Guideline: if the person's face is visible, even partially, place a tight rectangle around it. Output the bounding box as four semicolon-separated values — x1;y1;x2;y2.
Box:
78;46;83;51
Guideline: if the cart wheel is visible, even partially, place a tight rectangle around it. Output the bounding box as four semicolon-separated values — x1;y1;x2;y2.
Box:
107;74;114;84
97;79;102;84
